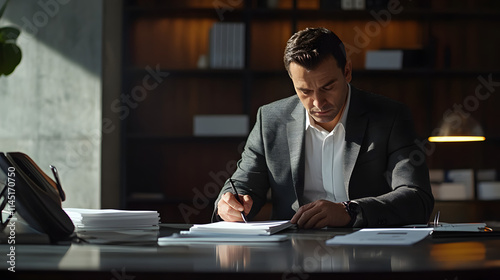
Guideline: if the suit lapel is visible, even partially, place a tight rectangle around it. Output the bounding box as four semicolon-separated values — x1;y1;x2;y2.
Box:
286;101;306;205
344;87;368;197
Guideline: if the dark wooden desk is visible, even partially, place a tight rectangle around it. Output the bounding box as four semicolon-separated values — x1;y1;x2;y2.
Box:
2;224;500;279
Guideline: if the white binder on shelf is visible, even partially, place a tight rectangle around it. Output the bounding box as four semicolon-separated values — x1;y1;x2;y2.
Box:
209;22;245;69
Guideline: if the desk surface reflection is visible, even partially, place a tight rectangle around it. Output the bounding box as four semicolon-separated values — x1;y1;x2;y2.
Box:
2;225;500;279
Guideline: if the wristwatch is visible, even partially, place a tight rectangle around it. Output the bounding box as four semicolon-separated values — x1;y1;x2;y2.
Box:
342;200;360;227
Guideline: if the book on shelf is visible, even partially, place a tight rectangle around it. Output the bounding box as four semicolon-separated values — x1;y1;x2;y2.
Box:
193;114;249;137
429;169;475;200
209;22;245;69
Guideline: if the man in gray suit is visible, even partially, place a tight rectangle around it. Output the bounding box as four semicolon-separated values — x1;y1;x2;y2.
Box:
214;27;434;228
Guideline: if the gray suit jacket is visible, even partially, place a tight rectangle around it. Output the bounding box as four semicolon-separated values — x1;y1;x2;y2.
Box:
214;86;434;227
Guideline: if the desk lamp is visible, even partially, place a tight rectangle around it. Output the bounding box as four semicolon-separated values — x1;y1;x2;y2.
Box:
428;111;486;142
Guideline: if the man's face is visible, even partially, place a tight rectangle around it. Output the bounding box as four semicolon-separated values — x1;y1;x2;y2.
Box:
289;55;352;131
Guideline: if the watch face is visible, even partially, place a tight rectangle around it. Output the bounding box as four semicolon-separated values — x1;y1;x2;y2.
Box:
348;201;359;213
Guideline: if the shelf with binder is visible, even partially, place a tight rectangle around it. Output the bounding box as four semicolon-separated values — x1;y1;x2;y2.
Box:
123;76;246;137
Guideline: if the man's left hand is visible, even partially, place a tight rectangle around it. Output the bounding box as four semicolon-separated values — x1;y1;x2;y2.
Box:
290;200;351;229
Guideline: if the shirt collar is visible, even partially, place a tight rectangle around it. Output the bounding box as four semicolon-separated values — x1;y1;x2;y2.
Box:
305;83;351;131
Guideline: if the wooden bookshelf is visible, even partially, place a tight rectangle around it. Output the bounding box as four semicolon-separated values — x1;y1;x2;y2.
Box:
120;0;500;223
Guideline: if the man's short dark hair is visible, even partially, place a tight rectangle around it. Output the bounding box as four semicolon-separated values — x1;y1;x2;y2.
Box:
284;27;347;75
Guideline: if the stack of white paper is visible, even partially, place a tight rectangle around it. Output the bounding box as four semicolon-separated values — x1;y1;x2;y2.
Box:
64;208;160;231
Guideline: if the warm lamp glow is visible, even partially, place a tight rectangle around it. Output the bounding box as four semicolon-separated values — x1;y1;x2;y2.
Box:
428;136;486;142
429;112;485;143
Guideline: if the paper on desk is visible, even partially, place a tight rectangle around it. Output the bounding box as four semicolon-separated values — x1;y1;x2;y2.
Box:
64;208;160;231
404;223;489;232
326;228;432;246
157;221;292;245
433;223;488;232
188;221;293;236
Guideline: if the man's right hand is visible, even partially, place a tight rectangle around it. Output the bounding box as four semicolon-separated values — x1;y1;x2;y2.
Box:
217;192;253;222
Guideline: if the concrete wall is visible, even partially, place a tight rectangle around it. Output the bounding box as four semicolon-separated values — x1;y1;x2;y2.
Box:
0;0;103;208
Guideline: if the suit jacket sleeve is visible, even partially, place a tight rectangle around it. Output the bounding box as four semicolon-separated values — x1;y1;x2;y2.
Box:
212;106;272;221
348;95;434;227
212;95;303;222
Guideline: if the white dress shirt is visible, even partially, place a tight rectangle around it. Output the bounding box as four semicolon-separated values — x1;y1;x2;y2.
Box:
303;84;351;204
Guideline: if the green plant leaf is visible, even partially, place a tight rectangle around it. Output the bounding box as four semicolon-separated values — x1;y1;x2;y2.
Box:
0;0;21;76
0;0;11;20
0;42;22;76
0;27;20;43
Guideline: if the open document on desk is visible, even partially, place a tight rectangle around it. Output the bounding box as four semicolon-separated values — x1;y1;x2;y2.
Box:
326;223;497;245
158;221;293;245
326;228;433;246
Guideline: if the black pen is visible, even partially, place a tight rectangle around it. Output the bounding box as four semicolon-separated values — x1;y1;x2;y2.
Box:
229;178;248;223
49;165;66;201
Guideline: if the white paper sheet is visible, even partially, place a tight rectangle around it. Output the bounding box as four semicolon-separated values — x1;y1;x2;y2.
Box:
158;221;293;245
188;221;293;236
326;228;432;246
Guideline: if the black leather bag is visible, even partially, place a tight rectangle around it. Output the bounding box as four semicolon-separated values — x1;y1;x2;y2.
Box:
0;152;74;243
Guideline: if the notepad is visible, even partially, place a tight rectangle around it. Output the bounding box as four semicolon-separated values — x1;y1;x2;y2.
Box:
158;221;292;245
186;221;293;236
